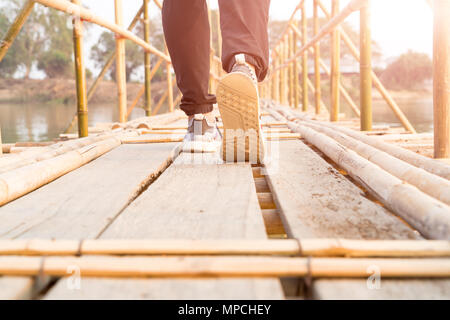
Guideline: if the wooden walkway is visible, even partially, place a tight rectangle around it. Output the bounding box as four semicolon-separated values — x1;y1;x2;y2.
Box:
0;105;449;300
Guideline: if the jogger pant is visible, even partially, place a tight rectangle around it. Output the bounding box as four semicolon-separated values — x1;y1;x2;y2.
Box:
162;0;271;116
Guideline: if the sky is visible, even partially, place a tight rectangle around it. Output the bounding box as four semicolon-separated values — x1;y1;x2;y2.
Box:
29;0;435;78
80;0;433;59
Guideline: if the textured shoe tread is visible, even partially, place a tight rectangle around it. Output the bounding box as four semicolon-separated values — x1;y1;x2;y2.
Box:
217;73;263;163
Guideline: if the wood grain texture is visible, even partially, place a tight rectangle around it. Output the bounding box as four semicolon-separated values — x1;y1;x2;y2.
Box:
0;144;178;299
0;144;179;239
45;159;284;299
0;276;34;300
267;140;420;240
267;140;450;299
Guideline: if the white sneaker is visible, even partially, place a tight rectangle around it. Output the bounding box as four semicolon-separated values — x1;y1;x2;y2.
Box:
182;113;222;153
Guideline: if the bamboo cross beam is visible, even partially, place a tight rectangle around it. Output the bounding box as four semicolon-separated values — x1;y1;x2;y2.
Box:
0;256;449;278
34;0;170;62
280;0;365;68
64;4;145;134
126;57;164;117
316;0;416;133
0;239;449;257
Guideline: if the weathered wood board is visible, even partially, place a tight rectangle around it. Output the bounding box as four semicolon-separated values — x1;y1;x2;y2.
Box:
44;155;284;299
0;276;34;300
0;143;179;239
0;143;179;299
266;140;450;299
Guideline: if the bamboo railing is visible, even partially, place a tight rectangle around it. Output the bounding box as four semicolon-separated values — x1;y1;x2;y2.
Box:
0;0;223;139
0;0;448;158
264;0;420;135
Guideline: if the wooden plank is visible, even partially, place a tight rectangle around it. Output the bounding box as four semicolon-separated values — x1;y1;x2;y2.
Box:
0;143;179;239
266;140;450;299
0;276;34;300
312;279;450;300
267;140;420;240
45;158;284;299
0;143;178;299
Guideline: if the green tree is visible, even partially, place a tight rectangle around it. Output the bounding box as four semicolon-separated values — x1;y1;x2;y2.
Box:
381;50;432;90
0;0;47;78
36;9;74;78
90;15;165;82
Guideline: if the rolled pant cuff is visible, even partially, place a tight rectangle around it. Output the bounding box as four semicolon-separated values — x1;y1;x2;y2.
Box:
181;102;215;116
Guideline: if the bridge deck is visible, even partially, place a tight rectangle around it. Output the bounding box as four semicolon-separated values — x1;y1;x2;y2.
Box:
0;105;449;300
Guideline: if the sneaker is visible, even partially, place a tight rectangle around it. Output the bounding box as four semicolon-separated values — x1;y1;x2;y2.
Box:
217;54;265;163
182;112;222;153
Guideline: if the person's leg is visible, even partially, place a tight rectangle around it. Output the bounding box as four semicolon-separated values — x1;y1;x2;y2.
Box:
218;0;271;82
162;0;216;116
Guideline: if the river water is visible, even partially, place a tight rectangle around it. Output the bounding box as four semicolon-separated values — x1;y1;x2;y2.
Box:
0;97;433;143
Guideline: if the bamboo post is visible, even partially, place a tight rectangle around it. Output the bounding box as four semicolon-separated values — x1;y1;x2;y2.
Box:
288;31;294;107
285;37;290;105
71;0;88;137
0;256;450;278
433;0;450;159
313;0;321;114
280;42;286;105
301;1;308;112
165;51;174;113
272;58;280;102
64;5;145;133
316;0;416;133
1;239;450;258
114;0;127;123
293;28;300;109
143;0;152;116
0;0;35;63
330;0;340;121
126;57;164;117
360;0;372;131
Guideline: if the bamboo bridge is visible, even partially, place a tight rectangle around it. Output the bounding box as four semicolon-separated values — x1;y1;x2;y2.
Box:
0;0;450;300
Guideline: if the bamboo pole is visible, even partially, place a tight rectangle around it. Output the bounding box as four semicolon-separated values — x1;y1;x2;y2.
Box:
0;256;449;278
280;0;364;67
280;42;286;105
34;0;169;61
272;104;450;180
298;121;450;206
143;0;152;117
290;22;359;116
313;0;321;115
288;32;295;107
301;1;308;112
360;0;372;131
71;0;88;138
64;5;145;133
330;0;340;122
270;110;450;240
316;0;416;133
433;0;450;158
114;0;127;123
0;0;35;63
126;57;164;117
272;59;280;103
293;30;300;109
0;239;449;258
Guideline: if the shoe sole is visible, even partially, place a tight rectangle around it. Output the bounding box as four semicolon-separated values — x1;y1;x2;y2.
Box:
217;72;264;163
